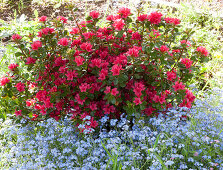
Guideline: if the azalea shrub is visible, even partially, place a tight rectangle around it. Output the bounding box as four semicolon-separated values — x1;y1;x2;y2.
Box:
0;7;210;132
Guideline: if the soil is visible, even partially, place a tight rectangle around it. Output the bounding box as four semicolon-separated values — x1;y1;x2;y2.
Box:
1;0;223;22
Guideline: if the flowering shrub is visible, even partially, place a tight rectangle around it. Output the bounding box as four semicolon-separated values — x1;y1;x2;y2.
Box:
0;7;210;131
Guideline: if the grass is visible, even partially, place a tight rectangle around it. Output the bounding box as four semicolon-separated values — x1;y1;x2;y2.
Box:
0;0;223;169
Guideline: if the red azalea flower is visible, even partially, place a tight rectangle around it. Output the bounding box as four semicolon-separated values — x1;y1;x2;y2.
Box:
90;117;98;128
15;109;22;117
79;83;90;92
148;11;163;25
172;81;185;91
58;38;69;46
131;32;141;40
143;107;155;116
12;34;22;41
134;97;142;105
160;45;169;53
197;46;209;56
57;16;67;23
89;102;97;111
80;42;93;52
75;56;85;66
181;58;193;69
90;11;100;19
83;32;95;40
111;64;123;76
39;16;47;22
167;70;177;81
66;70;78;81
111;88;119;96
127;46;141;57
0;77;10;86
137;14;148;22
164;17;180;25
113;19;125;31
118;7;131;18
180;40;191;47
104;86;111;94
26;57;36;65
70;27;79;34
32;114;38;120
75;94;86;105
8;63;19;71
15;82;25;92
26;99;36;107
31;40;42;50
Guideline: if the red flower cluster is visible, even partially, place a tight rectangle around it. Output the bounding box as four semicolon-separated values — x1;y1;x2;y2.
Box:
31;40;42;50
113;19;125;30
181;40;191;47
0;77;10;86
148;11;163;25
181;58;193;69
15;82;25;92
1;8;210;131
172;81;185;91
26;57;36;65
118;7;131;18
179;89;195;108
15;109;22;117
80;42;93;52
160;45;169;53
111;64;123;76
12;34;22;41
37;27;54;37
164;17;181;25
57;16;67;23
39;16;47;22
58;38;69;46
8;63;19;71
90;11;100;19
137;14;148;22
167;70;177;82
197;46;209;56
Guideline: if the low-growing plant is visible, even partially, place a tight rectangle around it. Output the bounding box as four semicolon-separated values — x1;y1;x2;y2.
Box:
0;7;210;133
0;87;223;169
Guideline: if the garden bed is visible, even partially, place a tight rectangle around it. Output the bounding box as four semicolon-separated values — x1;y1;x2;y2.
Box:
0;1;223;169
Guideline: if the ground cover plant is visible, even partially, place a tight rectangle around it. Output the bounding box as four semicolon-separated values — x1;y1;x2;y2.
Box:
0;86;223;169
0;2;223;169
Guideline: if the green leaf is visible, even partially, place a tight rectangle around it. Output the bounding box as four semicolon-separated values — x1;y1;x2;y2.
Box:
134;112;141;119
153;133;161;149
114;78;118;85
101;140;112;158
111;97;116;105
34;10;38;19
50;95;56;103
86;24;93;29
126;17;132;23
24;73;29;79
116;30;124;38
73;7;78;12
15;52;23;57
154;152;168;170
54;3;61;9
140;104;146;110
86;16;92;21
68;17;74;21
